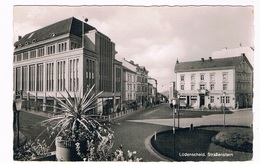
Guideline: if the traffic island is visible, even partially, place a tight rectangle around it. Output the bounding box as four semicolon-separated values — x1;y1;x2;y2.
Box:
150;125;253;161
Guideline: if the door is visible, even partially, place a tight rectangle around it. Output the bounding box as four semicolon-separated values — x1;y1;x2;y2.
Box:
200;94;205;107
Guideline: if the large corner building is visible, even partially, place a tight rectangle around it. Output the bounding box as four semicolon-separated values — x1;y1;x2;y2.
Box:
174;54;253;109
13;17;122;114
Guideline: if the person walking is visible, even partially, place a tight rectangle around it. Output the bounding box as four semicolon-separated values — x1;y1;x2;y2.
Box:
170;102;173;110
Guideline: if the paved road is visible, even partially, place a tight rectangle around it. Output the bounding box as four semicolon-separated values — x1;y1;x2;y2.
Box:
111;104;253;162
128;109;253;127
19;103;253;162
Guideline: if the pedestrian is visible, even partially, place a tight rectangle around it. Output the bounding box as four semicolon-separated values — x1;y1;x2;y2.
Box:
170;102;173;110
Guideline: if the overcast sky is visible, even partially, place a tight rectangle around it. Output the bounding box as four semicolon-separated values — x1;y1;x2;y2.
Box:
13;6;254;92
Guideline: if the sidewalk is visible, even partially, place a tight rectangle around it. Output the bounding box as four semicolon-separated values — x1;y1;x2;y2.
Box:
21;105;149;121
128;109;253;128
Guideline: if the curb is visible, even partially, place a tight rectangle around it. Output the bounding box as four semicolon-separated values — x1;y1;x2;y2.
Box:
144;134;173;162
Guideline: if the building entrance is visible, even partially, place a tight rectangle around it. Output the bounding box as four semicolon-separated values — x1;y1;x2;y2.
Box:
199;94;205;107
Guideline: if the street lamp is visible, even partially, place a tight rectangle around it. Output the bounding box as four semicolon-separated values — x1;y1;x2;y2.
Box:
177;93;180;129
222;92;226;127
172;100;176;159
15;99;23;147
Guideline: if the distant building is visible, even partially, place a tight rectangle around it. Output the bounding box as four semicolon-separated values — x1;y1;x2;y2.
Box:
122;66;136;103
121;58;150;108
174;54;253;109
13;17;123;114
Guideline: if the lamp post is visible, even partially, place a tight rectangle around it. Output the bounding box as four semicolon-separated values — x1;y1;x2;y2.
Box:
222;92;226;127
173;103;175;134
177;93;180;129
15;99;23;147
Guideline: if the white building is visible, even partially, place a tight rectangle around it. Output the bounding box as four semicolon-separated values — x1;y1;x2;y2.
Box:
174;54;253;109
13;17;123;114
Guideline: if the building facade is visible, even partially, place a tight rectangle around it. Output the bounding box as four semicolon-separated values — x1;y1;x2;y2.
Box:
174;54;253;109
13;17;123;114
121;58;157;108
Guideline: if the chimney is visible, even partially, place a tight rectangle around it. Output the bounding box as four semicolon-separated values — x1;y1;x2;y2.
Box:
201;58;204;61
18;36;22;40
176;58;179;64
241;53;245;57
209;57;212;60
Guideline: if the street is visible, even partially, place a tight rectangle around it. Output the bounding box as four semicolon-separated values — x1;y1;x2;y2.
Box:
18;103;253;161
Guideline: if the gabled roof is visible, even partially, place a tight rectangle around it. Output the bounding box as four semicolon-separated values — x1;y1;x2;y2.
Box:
14;17;95;48
174;55;253;73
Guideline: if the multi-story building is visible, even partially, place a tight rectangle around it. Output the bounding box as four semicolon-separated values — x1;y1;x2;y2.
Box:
13;17;122;115
122;67;136;102
121;58;155;108
136;66;149;107
121;59;137;105
174;54;253;109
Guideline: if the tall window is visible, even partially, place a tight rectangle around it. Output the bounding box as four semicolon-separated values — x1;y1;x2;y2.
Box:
16;67;21;90
223;73;228;82
226;96;230;103
191;75;195;82
23;52;29;60
38;47;45;57
223;83;227;90
191;84;194;90
181;85;184;90
47;45;55;55
180;75;185;81
46;63;54;91
86;59;95;88
17;54;22;61
57;61;66;91
200;84;205;90
221;96;225;103
210;74;215;82
58;42;67;52
210;84;215;90
29;65;36;91
210;96;214;103
200;74;205;81
37;64;44;91
30;50;36;58
116;67;121;92
69;58;79;91
22;66;28;91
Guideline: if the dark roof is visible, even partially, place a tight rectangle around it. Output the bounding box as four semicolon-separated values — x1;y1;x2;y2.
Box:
174;55;252;72
14;17;95;47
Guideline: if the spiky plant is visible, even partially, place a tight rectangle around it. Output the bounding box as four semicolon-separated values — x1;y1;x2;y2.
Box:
41;85;113;144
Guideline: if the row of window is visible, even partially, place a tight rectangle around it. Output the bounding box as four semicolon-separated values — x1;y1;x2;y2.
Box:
137;75;148;83
127;84;136;91
14;41;81;62
181;83;228;91
127;73;135;82
209;96;230;104
15;58;80;92
180;73;228;83
236;73;251;81
137;85;148;92
127;93;136;101
236;83;251;91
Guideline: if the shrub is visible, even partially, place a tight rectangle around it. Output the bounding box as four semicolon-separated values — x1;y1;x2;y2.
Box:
212;131;252;153
13;139;50;161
